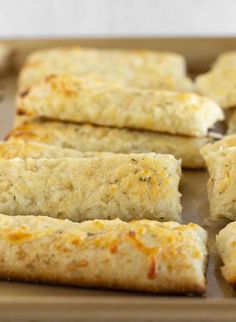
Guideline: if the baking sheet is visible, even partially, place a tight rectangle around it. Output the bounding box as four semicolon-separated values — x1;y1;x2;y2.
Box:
0;38;236;322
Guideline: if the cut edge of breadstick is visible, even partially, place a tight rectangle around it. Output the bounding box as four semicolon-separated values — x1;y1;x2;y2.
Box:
216;221;236;286
204;147;236;221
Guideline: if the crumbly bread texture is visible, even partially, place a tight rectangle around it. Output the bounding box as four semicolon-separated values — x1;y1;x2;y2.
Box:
18;47;193;91
0;43;13;74
212;51;236;70
216;221;236;285
200;135;236;159
0;214;207;293
17;75;223;137
7;120;214;169
227;110;236;134
205;147;236;220
195;68;236;109
0;140;114;159
0;155;182;222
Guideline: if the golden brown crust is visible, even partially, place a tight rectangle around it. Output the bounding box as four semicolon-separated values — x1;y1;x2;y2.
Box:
18;47;193;92
13;114;33;128
17;75;223;137
0;140;112;159
0;214;207;293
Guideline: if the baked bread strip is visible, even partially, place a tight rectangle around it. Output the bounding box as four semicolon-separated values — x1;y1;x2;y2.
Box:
17;75;223;137
200;134;236;158
195;68;236;109
212;51;236;70
0;140;111;159
18;47;193;91
0;154;182;222
217;221;236;286
204;147;236;220
0;214;207;294
7;120;214;169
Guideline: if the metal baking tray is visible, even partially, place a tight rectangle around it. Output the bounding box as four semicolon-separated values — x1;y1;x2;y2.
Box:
0;38;236;322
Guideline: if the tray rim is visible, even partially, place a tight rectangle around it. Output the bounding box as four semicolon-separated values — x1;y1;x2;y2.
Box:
0;295;236;321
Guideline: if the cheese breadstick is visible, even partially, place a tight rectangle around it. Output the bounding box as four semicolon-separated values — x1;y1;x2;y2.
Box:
18;47;193;91
0;154;182;222
212;51;236;70
17;75;223;136
196;68;236;109
0;214;207;294
8;120;214;169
